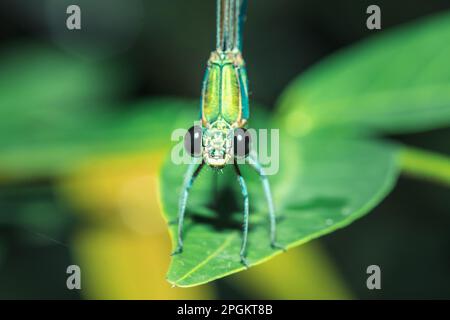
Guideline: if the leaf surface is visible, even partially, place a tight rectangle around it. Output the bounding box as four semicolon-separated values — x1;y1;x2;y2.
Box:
277;12;450;137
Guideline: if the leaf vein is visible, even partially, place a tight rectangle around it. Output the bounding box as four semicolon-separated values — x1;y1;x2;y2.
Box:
174;234;236;284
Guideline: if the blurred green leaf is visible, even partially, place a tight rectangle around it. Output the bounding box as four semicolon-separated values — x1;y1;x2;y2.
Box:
0;182;73;242
277;12;450;137
0;43;128;177
0;44;126;135
161;106;399;286
0;97;193;178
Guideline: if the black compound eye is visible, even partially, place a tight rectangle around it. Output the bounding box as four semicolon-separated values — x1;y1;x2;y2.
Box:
184;125;203;157
233;128;250;158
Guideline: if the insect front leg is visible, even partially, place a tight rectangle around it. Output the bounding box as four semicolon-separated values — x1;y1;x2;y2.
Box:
234;162;250;268
249;155;286;252
172;161;205;256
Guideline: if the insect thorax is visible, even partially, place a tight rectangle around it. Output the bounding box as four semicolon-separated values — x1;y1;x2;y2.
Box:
201;50;249;128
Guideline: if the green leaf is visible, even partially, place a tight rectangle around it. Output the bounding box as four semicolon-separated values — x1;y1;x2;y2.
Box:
277;12;450;137
0;44;126;134
0;98;194;178
161;121;399;286
0;44;124;177
0;183;73;245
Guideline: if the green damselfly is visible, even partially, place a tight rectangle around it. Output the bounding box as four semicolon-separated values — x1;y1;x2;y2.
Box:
173;0;284;267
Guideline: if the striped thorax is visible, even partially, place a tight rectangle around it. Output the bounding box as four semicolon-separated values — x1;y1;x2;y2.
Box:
200;50;249;167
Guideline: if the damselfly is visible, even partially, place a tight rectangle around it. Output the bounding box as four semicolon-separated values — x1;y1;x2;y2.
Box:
173;0;284;267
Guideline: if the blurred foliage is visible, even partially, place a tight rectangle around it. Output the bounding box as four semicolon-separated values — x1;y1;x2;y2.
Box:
0;180;77;299
0;44;127;177
277;11;450;137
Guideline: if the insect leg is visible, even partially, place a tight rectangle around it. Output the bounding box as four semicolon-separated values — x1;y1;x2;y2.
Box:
234;162;250;268
248;155;285;251
171;161;205;256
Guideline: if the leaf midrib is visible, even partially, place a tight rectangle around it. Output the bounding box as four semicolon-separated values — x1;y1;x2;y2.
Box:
172;233;236;285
